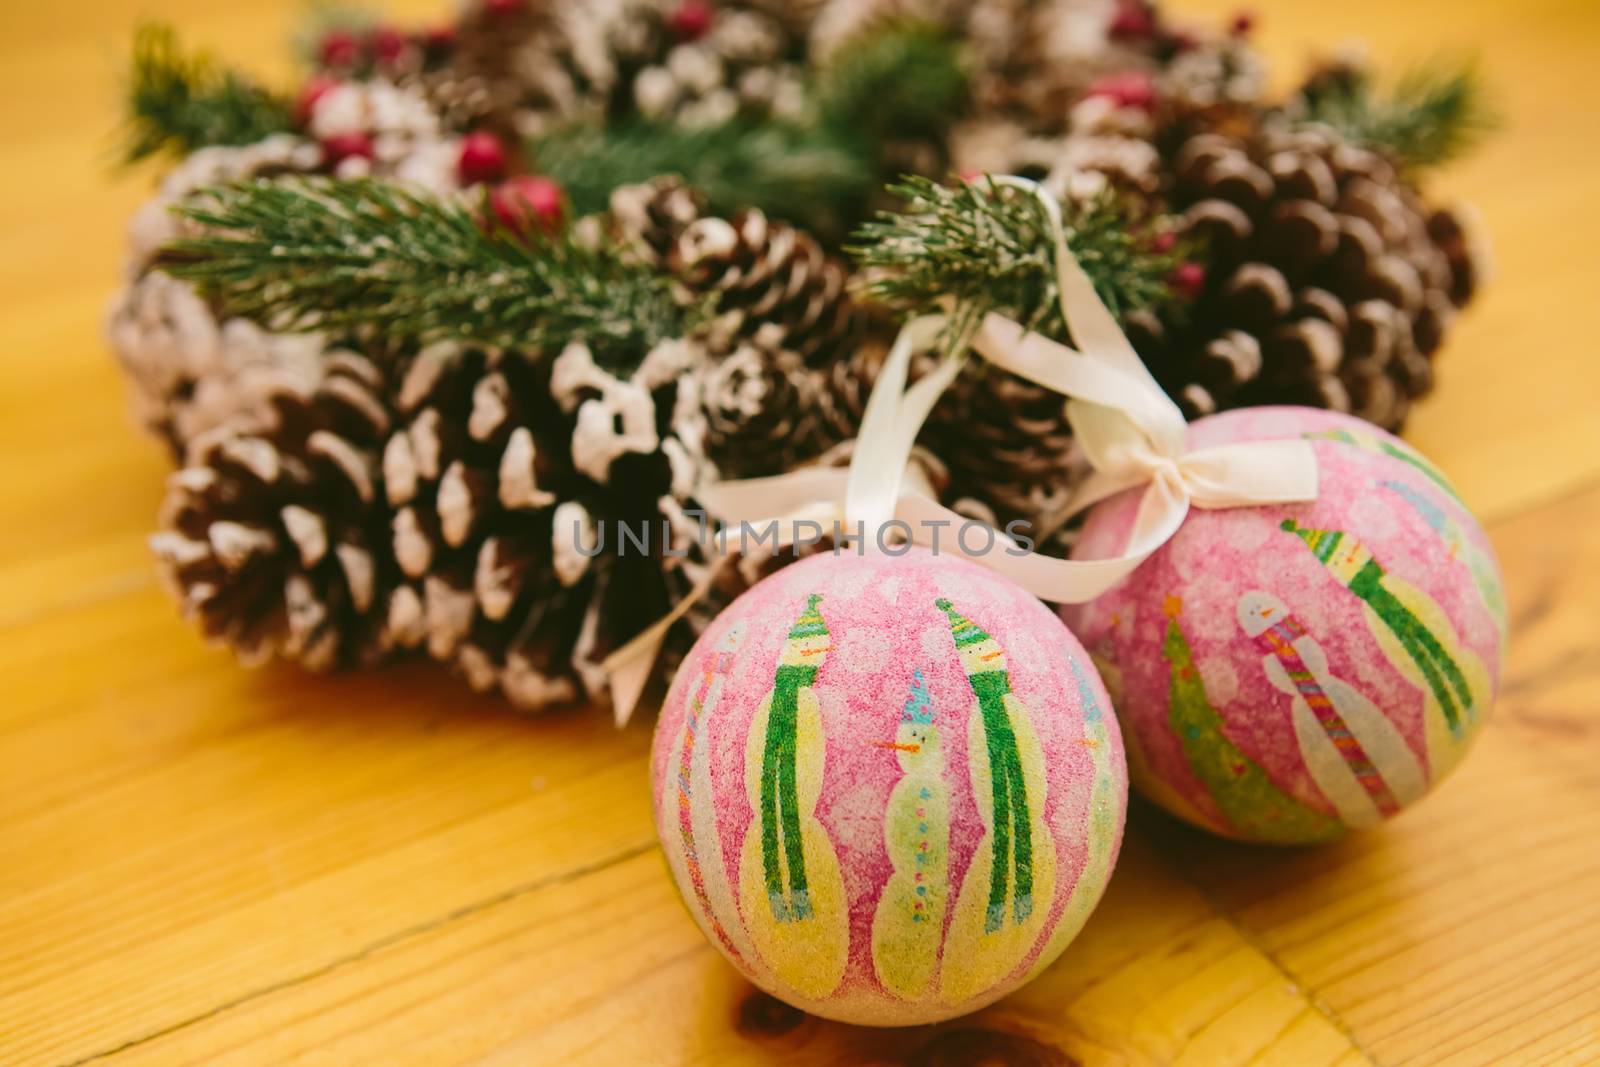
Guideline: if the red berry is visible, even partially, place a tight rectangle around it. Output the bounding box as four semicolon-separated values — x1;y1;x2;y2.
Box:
489;176;566;236
1108;1;1155;40
1150;230;1178;254
1085;70;1156;111
318;29;363;69
458;131;510;185
1170;261;1206;299
668;0;715;40
294;74;342;127
482;0;527;18
371;26;409;66
321;131;375;165
1230;10;1256;36
958;168;985;185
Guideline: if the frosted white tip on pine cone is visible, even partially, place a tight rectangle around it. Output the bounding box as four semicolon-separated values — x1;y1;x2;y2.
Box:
106;272;332;452
152;352;395;671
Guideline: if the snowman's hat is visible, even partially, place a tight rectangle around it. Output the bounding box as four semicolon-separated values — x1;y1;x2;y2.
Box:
902;668;934;724
935;597;992;648
786;593;828;642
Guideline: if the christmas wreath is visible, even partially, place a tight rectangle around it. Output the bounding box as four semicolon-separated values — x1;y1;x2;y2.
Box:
110;0;1493;714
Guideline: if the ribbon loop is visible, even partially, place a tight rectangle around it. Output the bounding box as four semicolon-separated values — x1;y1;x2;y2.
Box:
604;174;1321;725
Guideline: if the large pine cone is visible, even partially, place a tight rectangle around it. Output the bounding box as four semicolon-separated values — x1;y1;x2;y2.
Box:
380;339;715;711
149;352;396;670
1141;122;1481;430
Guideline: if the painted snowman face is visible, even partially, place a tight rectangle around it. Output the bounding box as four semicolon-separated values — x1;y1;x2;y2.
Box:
1236;591;1288;637
956;634;1007;676
779;629;833;666
886;720;940;770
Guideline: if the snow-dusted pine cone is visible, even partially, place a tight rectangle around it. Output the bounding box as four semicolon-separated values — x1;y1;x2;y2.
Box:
1140;122;1481;430
604;175;709;265
109;105;460;456
670;207;862;366
380;338;714;711
150;352;396;670
107;271;330;457
629;3;807;127
698;337;839;477
606;178;868;370
405;0;807;138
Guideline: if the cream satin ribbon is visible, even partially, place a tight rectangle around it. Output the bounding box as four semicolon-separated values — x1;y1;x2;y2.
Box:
605;175;1319;724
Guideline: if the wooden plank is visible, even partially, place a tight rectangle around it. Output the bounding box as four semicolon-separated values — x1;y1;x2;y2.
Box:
96;839;1368;1066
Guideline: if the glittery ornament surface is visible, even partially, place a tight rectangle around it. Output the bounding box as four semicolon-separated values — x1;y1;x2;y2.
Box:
651;549;1127;1025
1064;407;1503;843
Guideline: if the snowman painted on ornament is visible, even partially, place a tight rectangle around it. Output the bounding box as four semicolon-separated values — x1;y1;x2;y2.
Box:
1235;590;1427;828
870;668;949;1000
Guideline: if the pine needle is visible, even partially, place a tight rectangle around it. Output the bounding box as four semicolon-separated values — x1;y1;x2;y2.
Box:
121;23;294;166
849;176;1183;349
814;20;969;145
1296;58;1499;171
532;119;874;239
159;178;702;371
528;21;968;243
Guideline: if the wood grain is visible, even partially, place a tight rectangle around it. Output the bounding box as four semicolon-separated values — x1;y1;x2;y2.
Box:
0;0;1596;1064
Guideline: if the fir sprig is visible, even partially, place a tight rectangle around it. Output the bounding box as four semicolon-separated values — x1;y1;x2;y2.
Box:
533;119;874;238
121;23;295;165
814;20;969;146
528;21;967;242
1295;59;1498;171
158;178;701;370
849;176;1183;348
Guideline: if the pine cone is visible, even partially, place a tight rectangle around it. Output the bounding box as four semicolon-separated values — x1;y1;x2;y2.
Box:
630;5;806;127
699;337;837;477
380;338;714;711
409;1;806;137
1147;122;1481;430
670;207;861;366
149;352;396;670
605;178;868;370
604;175;708;266
401;0;554;137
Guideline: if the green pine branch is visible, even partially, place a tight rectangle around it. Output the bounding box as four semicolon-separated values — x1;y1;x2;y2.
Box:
121;23;295;166
1294;58;1499;171
849;176;1184;349
528;21;968;242
157;178;702;370
532;119;874;239
814;20;969;146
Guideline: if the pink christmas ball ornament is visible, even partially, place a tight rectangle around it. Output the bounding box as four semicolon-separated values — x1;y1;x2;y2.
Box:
1064;407;1505;844
650;549;1128;1025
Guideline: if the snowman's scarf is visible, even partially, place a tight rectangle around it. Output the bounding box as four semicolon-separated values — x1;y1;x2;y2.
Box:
760;662;819;921
1250;613;1402;816
965;668;1034;930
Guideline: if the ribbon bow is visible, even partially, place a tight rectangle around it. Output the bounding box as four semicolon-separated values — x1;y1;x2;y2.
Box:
604;176;1319;723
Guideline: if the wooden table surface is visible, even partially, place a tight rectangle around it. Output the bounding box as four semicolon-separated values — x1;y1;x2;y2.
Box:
2;0;1598;1063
